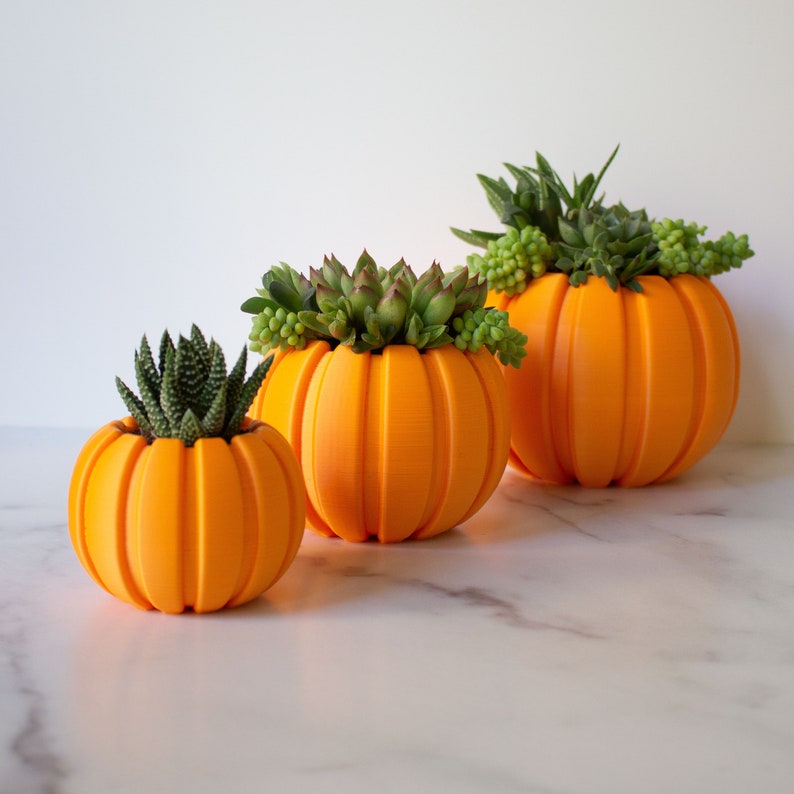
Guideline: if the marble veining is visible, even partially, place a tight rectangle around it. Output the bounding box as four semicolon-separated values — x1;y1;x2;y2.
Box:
1;429;794;793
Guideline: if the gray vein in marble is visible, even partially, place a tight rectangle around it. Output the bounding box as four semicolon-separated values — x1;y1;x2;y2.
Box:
407;579;604;639
3;621;67;794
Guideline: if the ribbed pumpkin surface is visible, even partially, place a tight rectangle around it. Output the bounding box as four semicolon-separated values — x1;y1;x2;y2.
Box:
250;342;510;542
491;273;740;487
68;419;305;612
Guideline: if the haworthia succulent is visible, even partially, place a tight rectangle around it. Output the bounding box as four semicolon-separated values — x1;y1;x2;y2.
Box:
115;325;272;446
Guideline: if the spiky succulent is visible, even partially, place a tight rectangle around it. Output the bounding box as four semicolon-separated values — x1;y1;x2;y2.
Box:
453;145;754;294
241;251;527;368
115;324;273;446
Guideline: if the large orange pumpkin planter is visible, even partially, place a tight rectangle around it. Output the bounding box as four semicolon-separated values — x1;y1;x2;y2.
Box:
68;326;305;613
453;145;753;487
242;252;526;542
489;273;739;487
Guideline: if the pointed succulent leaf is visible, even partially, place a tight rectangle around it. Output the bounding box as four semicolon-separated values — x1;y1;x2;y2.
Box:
450;227;502;248
353;263;382;294
241;296;273;315
200;378;227;436
476;174;513;217
354;249;377;278
362;305;382;338
570;270;589;287
376;285;409;332
593;230;609;251
297;310;330;336
559;220;586;248
348;284;380;324
421;285;457;326
315;282;342;314
226;355;272;438
320;256;345;292
442;266;469;295
174;336;203;406
624;278;643;293
503;162;539;193
115;376;153;440
269;279;304;314
404;311;422;346
135;349;171;436
190;325;211;377
197;342;228;418
160;345;186;430
178;409;205;447
421;326;453;349
158;330;175;376
328;311;351;341
136;335;161;397
584;144;620;207
339;271;354;296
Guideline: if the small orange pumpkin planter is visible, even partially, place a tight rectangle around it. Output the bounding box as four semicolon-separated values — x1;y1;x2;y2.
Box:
68;418;305;613
490;273;740;487
68;325;306;613
249;341;510;543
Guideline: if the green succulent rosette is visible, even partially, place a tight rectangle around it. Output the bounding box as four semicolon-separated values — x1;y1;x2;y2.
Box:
241;251;527;368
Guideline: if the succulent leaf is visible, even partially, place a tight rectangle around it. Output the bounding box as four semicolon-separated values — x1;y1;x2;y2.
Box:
178;409;205;447
137;335;161;397
115;376;153;440
135;348;171;437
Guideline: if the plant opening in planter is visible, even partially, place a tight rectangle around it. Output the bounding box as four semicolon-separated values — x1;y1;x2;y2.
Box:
68;325;306;613
241;250;527;542
452;146;754;488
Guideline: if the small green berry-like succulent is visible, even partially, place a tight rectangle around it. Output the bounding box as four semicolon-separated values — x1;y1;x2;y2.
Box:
453;145;754;294
116;324;273;446
241;250;527;368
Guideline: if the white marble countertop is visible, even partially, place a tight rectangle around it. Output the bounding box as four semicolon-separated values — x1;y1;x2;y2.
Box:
2;427;793;794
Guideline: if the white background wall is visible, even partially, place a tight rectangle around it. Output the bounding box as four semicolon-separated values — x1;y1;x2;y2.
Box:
2;0;792;441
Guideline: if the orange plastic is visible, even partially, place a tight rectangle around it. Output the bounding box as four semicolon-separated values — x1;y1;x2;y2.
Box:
249;342;510;542
67;420;306;613
491;273;740;487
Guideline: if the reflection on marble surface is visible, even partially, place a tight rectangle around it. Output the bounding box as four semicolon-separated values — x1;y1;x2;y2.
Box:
2;428;794;793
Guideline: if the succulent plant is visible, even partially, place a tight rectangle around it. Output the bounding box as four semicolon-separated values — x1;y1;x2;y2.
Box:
115;324;272;446
241;250;528;367
453;145;754;293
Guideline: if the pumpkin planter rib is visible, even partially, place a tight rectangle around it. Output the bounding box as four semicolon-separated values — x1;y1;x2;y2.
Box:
68;420;306;613
494;273;740;487
250;341;510;543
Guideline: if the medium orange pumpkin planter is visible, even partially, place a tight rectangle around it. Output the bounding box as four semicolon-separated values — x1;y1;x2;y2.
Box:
249;341;509;542
490;273;740;487
241;253;525;543
68;326;306;613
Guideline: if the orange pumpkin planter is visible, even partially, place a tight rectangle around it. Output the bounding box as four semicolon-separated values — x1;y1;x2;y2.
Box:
453;144;753;488
490;273;740;487
68;418;305;613
242;253;526;542
68;326;306;613
249;341;510;542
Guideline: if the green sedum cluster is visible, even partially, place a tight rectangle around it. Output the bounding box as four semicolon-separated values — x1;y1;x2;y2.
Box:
453;145;754;294
652;218;753;278
241;251;527;368
116;324;272;446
